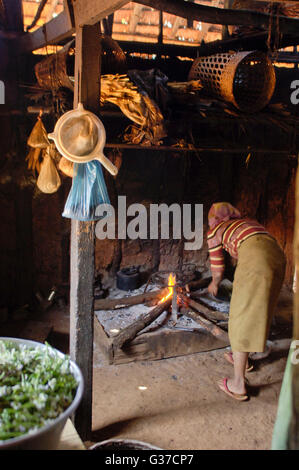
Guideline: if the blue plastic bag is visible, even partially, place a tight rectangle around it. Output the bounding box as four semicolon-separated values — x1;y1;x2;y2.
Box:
62;160;110;221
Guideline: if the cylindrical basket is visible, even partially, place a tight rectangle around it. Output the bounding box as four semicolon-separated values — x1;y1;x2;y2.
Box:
35;40;75;92
188;50;276;113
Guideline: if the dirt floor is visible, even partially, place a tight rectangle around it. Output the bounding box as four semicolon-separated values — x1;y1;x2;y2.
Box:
86;287;293;450
88;344;288;450
0;286;293;450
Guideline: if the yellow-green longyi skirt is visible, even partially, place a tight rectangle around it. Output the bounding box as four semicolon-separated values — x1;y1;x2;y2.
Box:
228;234;286;353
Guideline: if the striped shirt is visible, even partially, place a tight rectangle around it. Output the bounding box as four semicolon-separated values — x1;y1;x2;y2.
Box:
207;218;269;276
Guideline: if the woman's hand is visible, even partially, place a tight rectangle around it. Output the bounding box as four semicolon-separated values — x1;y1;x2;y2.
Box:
208;280;219;297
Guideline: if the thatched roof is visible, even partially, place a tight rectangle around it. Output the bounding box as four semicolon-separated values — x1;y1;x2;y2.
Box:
22;0;64;31
7;1;297;56
20;0;223;53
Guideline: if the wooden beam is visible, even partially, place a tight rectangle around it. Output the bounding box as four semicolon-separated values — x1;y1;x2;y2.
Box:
73;0;299;34
113;32;299;57
13;0;299;55
46;0;60;22
169;16;185;40
15;9;74;54
103;144;296;155
72;0;127;27
134;0;299;35
118;39;199;57
222;0;233;39
15;0;125;53
129;4;143;34
16;0;299;54
195;31;299;57
252;0;299;2
26;0;48;32
158;10;163;46
69;23;102;441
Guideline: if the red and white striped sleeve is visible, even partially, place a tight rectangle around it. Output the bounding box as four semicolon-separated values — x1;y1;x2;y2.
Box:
208;243;225;277
207;227;225;277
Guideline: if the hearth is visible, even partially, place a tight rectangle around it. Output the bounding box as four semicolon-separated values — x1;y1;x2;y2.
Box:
94;271;231;365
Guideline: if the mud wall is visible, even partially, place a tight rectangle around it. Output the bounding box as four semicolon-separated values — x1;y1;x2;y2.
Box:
0;127;296;311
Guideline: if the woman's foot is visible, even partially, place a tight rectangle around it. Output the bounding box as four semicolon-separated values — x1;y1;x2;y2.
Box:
218;378;248;401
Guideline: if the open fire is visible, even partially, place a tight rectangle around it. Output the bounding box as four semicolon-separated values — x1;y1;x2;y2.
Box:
95;270;229;356
159;273;176;304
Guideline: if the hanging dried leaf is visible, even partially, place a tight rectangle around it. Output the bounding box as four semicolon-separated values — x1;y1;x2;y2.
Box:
26;147;42;172
100;74;166;145
27;116;50;149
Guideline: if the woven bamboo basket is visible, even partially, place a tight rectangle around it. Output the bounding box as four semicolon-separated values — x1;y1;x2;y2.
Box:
35;40;75;92
188;50;276;113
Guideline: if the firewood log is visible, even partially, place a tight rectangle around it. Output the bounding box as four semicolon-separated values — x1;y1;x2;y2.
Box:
187;297;228;322
112;297;172;350
180;307;229;343
94;288;168;311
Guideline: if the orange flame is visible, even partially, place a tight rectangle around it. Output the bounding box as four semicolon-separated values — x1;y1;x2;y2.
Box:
159;273;176;303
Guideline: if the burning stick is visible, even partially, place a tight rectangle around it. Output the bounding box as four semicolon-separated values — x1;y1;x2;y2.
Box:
171;288;178;325
112;274;177;350
186;297;228;322
180;308;229;343
94;288;169;311
178;293;229;342
163;273;178;324
112;297;172;350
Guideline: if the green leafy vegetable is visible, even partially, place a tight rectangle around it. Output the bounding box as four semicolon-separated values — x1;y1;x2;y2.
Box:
0;340;78;441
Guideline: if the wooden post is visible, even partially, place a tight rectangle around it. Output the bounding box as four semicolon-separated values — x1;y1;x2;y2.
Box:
290;155;299;449
157;10;163;61
70;23;101;440
2;0;23;31
222;0;233;39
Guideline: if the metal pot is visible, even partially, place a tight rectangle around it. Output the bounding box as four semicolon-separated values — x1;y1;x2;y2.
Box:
90;438;161;450
116;266;141;291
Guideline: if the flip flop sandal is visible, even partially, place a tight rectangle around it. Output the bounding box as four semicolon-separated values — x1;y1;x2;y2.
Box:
224;351;254;372
218;378;249;402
